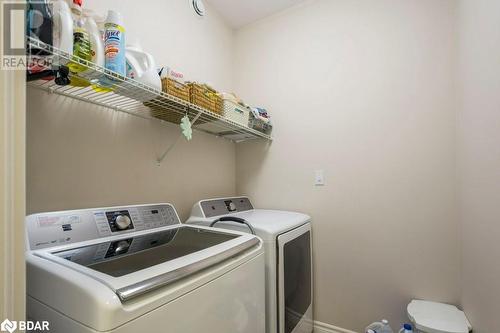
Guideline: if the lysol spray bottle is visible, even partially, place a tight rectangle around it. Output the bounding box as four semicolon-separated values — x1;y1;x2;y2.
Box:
104;10;125;76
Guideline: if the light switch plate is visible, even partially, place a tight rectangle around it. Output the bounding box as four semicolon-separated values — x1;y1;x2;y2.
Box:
315;170;325;186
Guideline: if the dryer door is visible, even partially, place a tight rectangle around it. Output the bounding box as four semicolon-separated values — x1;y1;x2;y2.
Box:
277;223;313;333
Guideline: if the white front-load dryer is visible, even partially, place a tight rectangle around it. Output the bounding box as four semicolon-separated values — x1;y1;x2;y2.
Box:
26;203;265;333
186;197;313;333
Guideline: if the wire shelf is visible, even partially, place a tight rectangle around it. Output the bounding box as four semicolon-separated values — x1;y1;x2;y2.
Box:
26;37;273;142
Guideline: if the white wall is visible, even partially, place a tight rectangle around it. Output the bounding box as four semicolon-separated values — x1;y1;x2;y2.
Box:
457;1;500;332
233;1;460;331
27;0;236;219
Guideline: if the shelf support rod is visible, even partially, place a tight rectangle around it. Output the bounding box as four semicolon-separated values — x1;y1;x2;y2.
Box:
156;110;203;166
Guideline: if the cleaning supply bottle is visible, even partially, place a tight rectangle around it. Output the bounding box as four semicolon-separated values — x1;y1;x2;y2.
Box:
399;324;413;333
81;11;107;92
69;0;91;65
83;14;104;67
67;0;92;87
104;10;126;76
52;0;73;55
83;9;106;42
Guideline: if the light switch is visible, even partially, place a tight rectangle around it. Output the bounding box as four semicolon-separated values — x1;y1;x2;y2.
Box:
314;170;325;186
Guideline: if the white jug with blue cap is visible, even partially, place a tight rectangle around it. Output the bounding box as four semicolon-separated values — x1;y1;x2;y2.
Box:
399;323;413;333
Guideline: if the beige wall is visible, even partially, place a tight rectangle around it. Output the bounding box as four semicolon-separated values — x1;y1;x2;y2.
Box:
26;1;500;332
457;1;500;332
27;0;236;220
0;2;26;319
234;0;460;331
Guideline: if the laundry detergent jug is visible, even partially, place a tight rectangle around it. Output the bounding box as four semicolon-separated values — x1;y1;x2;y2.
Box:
125;45;161;91
52;0;73;55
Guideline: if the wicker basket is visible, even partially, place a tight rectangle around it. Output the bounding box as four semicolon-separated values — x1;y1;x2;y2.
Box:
143;99;181;124
144;99;206;126
161;78;190;102
188;83;222;115
222;99;250;127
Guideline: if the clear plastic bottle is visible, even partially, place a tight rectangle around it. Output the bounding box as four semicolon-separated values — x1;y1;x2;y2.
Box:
83;15;104;67
67;0;92;86
380;319;394;333
71;0;91;61
366;319;394;333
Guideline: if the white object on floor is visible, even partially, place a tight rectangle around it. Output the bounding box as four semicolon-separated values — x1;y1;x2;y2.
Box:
26;203;265;333
186;196;313;333
407;300;472;333
366;319;394;333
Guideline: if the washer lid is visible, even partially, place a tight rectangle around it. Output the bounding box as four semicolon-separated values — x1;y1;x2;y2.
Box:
36;225;260;302
407;300;471;333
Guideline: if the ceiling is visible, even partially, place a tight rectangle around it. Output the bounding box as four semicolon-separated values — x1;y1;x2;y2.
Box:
205;0;306;29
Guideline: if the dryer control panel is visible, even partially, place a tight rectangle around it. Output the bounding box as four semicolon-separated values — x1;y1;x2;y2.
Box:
26;204;180;251
200;197;254;218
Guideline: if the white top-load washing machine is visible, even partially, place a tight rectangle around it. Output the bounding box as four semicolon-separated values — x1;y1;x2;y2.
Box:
26;203;265;333
186;197;313;333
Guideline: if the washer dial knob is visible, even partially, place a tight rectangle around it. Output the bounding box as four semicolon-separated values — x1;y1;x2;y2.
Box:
114;240;130;254
115;215;132;230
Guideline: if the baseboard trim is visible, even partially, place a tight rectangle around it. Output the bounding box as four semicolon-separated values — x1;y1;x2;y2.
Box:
314;320;359;333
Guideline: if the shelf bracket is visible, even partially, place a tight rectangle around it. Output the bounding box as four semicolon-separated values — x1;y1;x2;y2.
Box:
156;109;203;166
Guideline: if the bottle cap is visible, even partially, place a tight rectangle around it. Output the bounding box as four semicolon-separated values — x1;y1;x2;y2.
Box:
83;9;105;22
404;324;412;330
105;10;124;25
71;0;82;15
381;319;389;325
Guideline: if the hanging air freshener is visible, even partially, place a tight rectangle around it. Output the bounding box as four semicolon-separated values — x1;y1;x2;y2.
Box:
180;115;193;141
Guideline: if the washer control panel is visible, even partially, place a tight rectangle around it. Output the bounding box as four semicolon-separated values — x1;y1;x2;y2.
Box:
201;197;254;218
26;204;180;251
